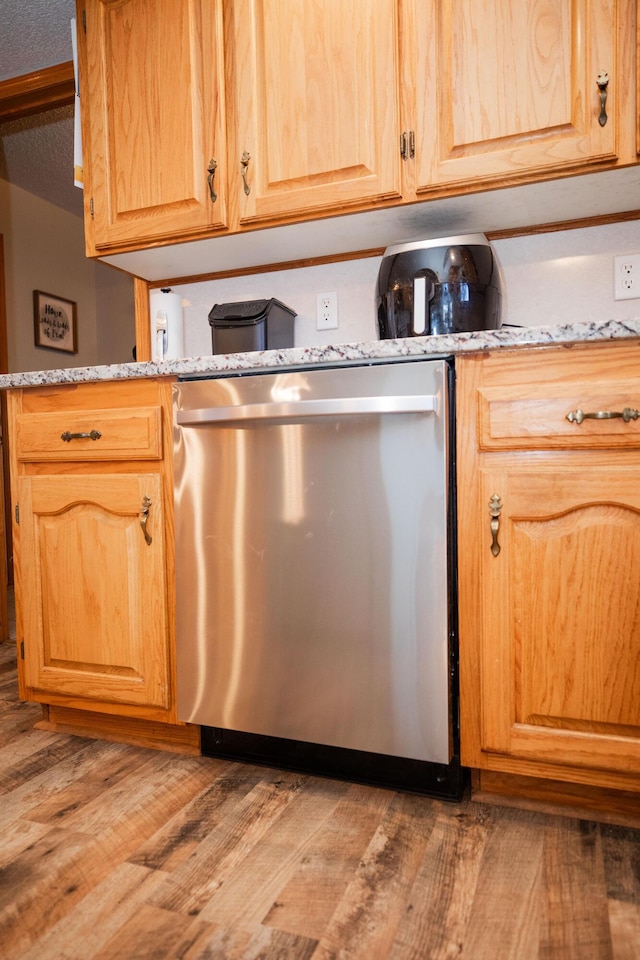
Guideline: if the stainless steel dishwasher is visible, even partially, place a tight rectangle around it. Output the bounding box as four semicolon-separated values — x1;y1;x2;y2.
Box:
173;359;462;798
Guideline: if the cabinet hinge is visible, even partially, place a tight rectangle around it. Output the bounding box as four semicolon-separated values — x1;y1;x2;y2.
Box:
90;197;95;219
20;641;24;660
82;9;87;33
400;131;415;161
14;504;19;524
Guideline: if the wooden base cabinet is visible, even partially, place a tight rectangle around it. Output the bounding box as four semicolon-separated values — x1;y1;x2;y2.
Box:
7;379;196;749
18;472;169;708
457;341;640;802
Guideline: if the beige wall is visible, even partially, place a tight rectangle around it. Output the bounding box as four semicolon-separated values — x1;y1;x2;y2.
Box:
0;179;134;373
94;261;137;364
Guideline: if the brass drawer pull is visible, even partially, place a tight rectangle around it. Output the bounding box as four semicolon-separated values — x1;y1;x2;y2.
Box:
489;493;503;557
566;407;639;425
61;429;102;442
139;495;152;546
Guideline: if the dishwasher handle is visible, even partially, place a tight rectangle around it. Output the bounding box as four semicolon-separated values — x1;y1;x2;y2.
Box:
176;394;439;425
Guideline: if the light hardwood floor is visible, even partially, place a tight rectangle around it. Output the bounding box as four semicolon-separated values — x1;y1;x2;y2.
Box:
1;635;639;959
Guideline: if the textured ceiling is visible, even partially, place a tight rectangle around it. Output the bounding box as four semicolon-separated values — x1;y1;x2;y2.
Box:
0;0;77;81
0;0;83;218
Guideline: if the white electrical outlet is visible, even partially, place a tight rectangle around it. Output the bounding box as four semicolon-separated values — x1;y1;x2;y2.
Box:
614;254;640;300
317;291;338;330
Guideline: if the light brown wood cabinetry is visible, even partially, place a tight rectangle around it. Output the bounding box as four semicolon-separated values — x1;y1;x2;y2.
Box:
77;0;636;259
230;0;402;226
7;379;197;751
409;0;629;195
79;0;403;252
457;341;640;799
80;0;228;254
18;471;169;708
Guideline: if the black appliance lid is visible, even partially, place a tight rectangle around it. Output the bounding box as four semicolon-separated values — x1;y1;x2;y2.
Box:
208;298;296;326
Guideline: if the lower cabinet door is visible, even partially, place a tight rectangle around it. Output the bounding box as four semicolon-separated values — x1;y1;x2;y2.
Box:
475;460;640;776
18;473;170;709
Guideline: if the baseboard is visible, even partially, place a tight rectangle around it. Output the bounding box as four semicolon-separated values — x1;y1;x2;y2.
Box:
36;704;202;756
471;768;640;828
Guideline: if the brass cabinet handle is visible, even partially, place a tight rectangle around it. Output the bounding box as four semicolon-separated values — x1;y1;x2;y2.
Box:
139;495;152;546
489;494;503;558
566;407;639;424
597;71;609;127
61;430;102;442
207;158;218;202
241;150;251;196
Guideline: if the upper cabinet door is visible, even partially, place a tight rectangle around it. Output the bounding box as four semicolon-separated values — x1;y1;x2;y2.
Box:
231;0;403;225
81;0;228;252
413;0;619;193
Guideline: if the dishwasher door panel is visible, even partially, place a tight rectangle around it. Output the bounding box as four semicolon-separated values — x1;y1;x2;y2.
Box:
173;360;451;764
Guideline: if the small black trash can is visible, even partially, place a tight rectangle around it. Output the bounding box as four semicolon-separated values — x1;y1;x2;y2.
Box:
208;298;296;354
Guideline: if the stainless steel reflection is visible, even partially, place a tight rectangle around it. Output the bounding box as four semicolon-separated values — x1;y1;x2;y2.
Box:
173;360;452;764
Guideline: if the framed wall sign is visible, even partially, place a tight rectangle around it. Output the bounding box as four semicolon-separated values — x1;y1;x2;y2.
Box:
33;290;78;354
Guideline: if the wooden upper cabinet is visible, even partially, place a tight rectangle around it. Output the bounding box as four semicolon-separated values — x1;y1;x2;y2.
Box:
230;0;403;225
76;0;635;255
80;0;228;253
412;0;621;193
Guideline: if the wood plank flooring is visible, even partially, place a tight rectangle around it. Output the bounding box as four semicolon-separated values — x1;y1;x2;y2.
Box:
1;638;639;959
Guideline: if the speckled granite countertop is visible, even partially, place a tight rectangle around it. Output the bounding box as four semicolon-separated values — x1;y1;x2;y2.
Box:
2;318;639;389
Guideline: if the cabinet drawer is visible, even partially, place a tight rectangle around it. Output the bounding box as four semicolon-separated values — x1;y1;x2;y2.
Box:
15;406;163;461
478;380;640;451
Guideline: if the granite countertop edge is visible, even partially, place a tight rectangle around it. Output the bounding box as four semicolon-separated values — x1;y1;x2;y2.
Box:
2;318;639;389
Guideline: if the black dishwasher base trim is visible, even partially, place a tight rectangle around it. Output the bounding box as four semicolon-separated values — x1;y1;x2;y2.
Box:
200;726;467;800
